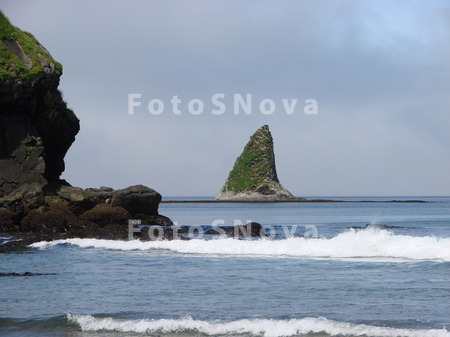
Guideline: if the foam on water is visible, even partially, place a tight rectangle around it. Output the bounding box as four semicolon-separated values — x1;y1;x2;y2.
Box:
67;314;450;337
31;228;450;262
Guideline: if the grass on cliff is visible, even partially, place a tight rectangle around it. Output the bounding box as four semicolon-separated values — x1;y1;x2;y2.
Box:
223;127;275;193
0;10;62;81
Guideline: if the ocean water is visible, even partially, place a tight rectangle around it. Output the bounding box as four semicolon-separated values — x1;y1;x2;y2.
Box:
1;198;450;337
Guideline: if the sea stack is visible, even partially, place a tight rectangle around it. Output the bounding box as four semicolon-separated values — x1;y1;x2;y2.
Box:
216;125;298;201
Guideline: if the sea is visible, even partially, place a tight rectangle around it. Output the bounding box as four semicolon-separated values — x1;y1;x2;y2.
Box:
1;196;449;337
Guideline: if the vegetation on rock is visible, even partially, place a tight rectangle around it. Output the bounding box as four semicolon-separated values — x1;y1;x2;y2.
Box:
0;11;80;196
0;11;62;81
222;125;278;193
217;125;296;201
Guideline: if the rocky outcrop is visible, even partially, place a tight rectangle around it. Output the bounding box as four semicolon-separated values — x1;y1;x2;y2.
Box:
0;13;169;251
0;11;80;197
0;184;162;229
0;184;164;251
216;125;299;201
44;184;162;217
111;185;161;216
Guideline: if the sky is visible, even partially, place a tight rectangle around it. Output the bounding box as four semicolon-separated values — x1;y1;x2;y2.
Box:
1;0;449;197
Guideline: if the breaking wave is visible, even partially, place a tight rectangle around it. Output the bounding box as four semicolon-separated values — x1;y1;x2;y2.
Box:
30;228;450;262
67;314;450;337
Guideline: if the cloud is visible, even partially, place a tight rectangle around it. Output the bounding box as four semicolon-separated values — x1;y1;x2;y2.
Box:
2;0;449;196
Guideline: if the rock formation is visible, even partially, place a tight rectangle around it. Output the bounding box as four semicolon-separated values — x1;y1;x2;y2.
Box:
216;125;299;201
0;12;166;250
0;11;80;196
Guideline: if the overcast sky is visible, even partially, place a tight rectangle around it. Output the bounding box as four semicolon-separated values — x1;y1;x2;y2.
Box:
1;0;449;196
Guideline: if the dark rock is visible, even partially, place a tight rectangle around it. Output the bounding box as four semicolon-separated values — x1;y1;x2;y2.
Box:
246;222;263;237
45;184;161;217
0;232;56;253
348;224;405;230
0;182;45;214
0;12;79;197
205;222;263;237
20;202;76;233
111;185;161;216
0;272;34;277
0;272;57;276
79;203;130;227
0;207;18;231
140;226;176;241
139;214;174;227
46;184;111;215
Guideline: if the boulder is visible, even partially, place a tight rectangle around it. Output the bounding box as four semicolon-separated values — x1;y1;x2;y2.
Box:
111;185;161;216
20;198;76;233
46;184;111;215
205;222;263;237
79;203;130;227
0;182;45;213
45;184;161;217
0;207;18;231
139;214;173;227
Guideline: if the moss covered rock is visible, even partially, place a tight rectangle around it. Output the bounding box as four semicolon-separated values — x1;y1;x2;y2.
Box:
216;125;297;201
80;204;130;227
0;11;79;196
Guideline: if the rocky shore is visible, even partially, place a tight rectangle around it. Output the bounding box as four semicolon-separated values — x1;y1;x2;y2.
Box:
0;184;170;252
0;12;179;252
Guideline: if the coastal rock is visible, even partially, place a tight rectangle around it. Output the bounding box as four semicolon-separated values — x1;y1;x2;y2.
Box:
139;214;174;227
46;184;111;215
0;272;57;277
216;125;299;201
0;11;80;197
21;207;75;233
0;207;18;231
0;13;170;249
140;226;176;241
205;222;263;237
44;184;161;217
0;272;34;277
20;195;77;233
111;185;161;216
0;182;45;213
79;203;130;227
0;183;163;239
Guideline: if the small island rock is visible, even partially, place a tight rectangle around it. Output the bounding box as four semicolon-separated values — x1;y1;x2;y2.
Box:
216;125;299;201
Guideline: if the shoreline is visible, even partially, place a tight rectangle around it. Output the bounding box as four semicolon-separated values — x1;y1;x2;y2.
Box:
161;199;432;203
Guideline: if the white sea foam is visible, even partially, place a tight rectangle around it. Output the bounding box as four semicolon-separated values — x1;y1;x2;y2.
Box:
67;314;450;337
31;229;450;262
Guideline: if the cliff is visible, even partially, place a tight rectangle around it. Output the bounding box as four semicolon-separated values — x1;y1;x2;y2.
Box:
216;125;298;201
0;13;166;251
0;11;80;196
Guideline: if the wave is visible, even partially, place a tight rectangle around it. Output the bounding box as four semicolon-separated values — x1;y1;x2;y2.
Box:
67;314;450;337
30;228;450;262
0;235;14;245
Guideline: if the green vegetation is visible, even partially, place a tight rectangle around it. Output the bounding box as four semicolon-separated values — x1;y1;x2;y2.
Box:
0;10;62;81
222;125;278;193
